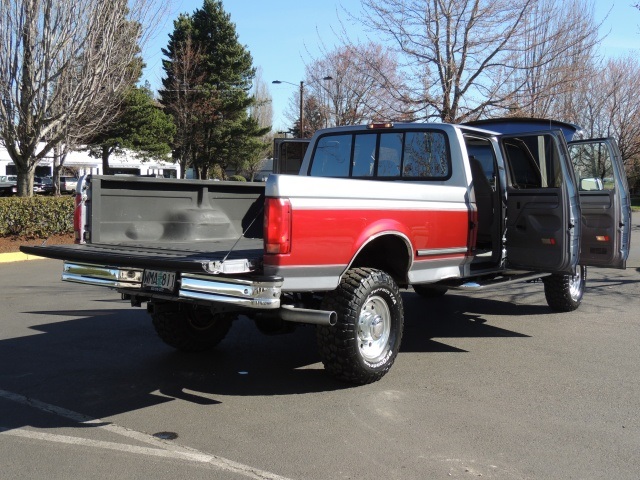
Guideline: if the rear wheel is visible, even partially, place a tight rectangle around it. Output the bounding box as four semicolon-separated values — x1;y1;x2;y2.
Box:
543;265;587;312
150;302;235;352
317;268;404;384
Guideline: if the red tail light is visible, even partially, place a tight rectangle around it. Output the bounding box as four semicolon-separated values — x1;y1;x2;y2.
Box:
264;198;291;254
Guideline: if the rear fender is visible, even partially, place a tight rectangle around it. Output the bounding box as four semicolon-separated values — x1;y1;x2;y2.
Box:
345;221;413;284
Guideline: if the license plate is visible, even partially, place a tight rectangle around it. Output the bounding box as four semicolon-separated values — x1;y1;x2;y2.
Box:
142;270;177;292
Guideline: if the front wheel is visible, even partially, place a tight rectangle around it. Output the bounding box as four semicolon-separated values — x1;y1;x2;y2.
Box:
543;265;587;312
316;268;404;384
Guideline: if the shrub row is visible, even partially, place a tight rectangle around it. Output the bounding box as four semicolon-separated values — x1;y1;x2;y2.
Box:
0;196;74;238
227;174;247;182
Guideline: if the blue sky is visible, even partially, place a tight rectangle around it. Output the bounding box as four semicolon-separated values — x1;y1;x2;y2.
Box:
141;1;640;131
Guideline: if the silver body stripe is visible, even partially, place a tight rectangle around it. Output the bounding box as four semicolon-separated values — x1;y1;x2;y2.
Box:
417;247;468;256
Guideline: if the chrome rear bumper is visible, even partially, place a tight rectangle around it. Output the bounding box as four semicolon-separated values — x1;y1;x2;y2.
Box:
62;262;282;309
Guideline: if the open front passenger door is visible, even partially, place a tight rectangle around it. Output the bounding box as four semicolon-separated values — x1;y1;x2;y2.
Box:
499;131;581;274
568;138;631;269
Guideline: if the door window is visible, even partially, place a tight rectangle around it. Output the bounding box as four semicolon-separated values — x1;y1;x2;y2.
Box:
568;142;615;191
466;138;498;185
502;134;563;189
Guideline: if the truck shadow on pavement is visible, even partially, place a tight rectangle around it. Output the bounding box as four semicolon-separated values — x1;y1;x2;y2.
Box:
401;292;533;354
0;291;555;430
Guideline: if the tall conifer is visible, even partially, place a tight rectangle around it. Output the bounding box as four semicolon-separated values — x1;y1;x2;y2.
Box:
160;0;267;178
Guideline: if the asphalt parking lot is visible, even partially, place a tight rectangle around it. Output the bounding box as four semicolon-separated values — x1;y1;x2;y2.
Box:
1;216;639;479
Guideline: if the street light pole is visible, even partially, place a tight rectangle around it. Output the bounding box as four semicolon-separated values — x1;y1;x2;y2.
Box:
272;79;305;138
299;80;304;138
323;75;333;128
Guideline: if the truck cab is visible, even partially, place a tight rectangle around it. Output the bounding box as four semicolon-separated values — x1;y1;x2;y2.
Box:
288;120;630;312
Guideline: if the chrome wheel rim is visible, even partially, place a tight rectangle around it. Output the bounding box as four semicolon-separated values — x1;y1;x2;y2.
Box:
357;295;391;361
569;267;584;301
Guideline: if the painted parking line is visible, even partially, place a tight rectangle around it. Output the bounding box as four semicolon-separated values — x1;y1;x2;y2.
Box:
0;427;208;462
0;252;46;264
0;389;293;480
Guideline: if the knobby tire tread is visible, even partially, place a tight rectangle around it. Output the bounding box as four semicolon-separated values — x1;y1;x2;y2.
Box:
317;267;403;385
543;266;586;312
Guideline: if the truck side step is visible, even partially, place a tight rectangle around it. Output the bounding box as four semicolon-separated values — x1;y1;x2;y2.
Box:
452;272;547;290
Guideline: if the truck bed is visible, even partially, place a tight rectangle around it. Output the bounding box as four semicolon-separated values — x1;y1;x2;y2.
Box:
20;176;267;275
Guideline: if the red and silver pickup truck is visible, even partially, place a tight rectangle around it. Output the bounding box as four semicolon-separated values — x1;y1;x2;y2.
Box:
22;118;631;384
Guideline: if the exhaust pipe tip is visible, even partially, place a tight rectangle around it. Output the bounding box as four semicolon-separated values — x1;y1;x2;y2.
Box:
278;304;338;326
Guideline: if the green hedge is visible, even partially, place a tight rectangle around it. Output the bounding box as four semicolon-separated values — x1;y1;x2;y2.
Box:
0;196;74;237
228;174;247;182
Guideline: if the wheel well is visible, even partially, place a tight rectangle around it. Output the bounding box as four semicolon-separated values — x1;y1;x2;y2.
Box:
349;234;411;287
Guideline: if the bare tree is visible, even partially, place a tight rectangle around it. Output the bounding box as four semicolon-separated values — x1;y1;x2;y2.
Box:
312;43;407;127
0;0;159;196
502;0;600;118
560;55;640;191
347;0;601;123
286;43;406;134
161;36;212;178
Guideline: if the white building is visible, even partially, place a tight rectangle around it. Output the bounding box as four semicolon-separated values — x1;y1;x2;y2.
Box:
0;145;180;178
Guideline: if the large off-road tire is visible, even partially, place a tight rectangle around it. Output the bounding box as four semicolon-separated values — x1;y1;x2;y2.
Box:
543;265;587;312
412;284;448;298
316;268;404;385
150;303;234;352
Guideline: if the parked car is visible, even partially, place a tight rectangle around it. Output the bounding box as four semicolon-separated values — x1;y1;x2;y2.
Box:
0;175;17;196
59;176;78;194
34;176;54;194
34;176;45;193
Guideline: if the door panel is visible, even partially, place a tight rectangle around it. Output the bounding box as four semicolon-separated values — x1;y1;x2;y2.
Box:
506;190;574;271
568;138;631;268
500;132;580;273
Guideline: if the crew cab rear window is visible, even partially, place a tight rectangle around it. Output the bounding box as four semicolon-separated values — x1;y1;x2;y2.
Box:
308;129;451;180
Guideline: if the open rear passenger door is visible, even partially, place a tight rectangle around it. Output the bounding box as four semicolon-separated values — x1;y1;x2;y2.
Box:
499;131;581;274
273;138;310;175
568;138;631;269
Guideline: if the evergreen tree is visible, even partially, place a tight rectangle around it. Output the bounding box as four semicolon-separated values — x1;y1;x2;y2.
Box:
87;86;176;174
226;116;271;179
160;0;268;178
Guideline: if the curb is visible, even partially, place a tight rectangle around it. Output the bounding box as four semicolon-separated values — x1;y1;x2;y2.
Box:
0;252;47;264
